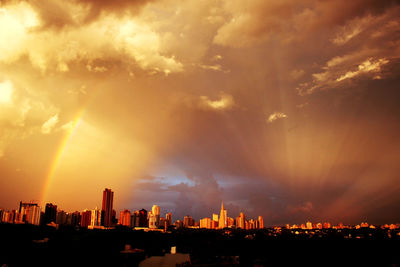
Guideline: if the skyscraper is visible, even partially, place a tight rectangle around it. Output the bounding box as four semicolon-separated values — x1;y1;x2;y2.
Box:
219;201;227;229
119;210;131;227
166;212;172;226
152;205;160;227
81;210;91;228
19;202;41;225
42;203;57;225
183;215;194;227
138;209;148;227
237;212;246;229
258;216;264;229
56;210;67;225
148;211;157;229
90;207;102;227
102;188;114;227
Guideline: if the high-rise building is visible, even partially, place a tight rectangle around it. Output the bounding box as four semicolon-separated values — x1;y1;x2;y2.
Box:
138;209;148;227
148;211;159;229
159;217;167;229
166;212;172;226
42;203;57;225
211;220;218;229
227;217;235;227
237;212;246;229
90;208;102;227
70;211;81;227
152;205;160;227
248;219;255;229
131;210;139;227
218;201;227;229
200;217;212;229
306;221;313;230
56;210;67;225
174;220;183;228
183;215;194;227
1;210;16;223
102;188;114;227
81;210;91;228
19;202;41;225
258;216;264;229
212;213;219;222
119;210;131;227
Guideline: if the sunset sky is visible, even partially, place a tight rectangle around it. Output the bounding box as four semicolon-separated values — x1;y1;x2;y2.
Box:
0;0;399;225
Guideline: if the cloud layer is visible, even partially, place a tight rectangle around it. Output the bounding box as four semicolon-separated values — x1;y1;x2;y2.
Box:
0;0;399;225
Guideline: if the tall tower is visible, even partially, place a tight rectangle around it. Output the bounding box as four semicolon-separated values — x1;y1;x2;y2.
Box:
102;188;114;227
219;201;227;229
258;216;264;229
42;203;57;225
166;212;172;226
152;205;160;227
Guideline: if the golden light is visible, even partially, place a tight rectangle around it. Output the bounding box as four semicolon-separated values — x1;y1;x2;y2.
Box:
0;80;13;104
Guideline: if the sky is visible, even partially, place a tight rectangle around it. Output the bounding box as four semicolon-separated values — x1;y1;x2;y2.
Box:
0;0;399;226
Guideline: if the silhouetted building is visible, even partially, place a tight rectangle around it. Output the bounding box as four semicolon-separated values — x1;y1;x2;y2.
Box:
174;220;183;228
102;188;114;227
166;212;172;226
160;217;167;229
56;210;67;225
70;211;81;227
131;210;139;227
112;209;117;224
138;209;148;227
42;203;57;226
81;210;91;228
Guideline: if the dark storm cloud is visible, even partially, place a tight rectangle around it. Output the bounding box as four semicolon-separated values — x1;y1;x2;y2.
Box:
1;0;399;225
214;0;400;47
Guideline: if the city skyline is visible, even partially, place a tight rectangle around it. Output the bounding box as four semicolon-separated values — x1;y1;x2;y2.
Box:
1;188;398;228
0;0;400;226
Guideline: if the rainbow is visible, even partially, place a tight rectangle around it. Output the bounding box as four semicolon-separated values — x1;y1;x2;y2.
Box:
40;108;85;206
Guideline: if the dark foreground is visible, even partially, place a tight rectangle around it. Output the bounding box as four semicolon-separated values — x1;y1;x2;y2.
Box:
0;224;399;267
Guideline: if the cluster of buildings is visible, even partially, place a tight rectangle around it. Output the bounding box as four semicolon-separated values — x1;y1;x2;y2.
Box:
198;202;264;230
0;202;42;226
0;188;115;229
1;188;397;231
0;188;265;230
